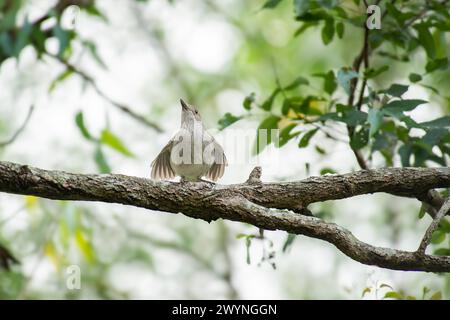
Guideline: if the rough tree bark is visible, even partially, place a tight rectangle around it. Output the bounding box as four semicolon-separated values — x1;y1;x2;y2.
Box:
0;161;449;272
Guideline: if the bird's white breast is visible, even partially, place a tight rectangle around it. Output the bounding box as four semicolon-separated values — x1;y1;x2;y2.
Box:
169;130;215;181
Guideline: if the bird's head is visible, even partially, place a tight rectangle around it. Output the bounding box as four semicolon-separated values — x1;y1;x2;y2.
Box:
180;99;202;126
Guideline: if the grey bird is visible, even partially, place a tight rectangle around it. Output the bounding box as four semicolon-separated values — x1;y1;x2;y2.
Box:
151;99;227;182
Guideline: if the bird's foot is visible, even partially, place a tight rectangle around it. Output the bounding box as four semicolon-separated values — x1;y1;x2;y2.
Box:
179;177;216;188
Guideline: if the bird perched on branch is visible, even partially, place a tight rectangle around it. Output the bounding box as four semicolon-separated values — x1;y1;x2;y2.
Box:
151;99;227;182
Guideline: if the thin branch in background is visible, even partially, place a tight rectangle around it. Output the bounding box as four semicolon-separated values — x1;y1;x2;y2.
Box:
310;123;349;143
270;57;287;98
46;54;163;133
417;198;450;255
403;1;431;28
0;105;35;148
217;221;239;299
345;0;379;170
0;244;19;271
356;25;370;110
18;222;58;299
109;213;239;298
132;4;195;103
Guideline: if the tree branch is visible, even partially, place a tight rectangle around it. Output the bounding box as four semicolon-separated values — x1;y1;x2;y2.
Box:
46;54;163;133
417;197;450;255
0;161;449;272
0;105;34;148
0;244;19;271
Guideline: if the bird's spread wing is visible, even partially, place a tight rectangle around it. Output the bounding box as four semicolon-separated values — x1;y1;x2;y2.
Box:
206;141;227;182
151;140;176;180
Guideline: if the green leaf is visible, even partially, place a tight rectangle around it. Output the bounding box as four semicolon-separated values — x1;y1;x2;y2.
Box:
282;97;300;115
337;68;358;95
425;58;448;73
315;145;326;154
282;233;296;252
0;0;21;30
430;231;446;244
294;21;319;37
0;32;14;56
298;128;318;148
83;5;108;21
14;17;32;56
218;113;242;130
421;128;448;147
297;95;325;116
255;115;281;154
361;287;371;297
418;205;426;219
367;108;383;137
101;129;134;157
321;18;334;45
439;219;450;233
415;23;436;59
364;65;389;79
341;110;367;126
75;111;93;140
399;144;412;167
350;126;369;150
385;84;409;97
314;71;337;95
243;92;256;110
294;0;313;17
83;40;107;69
49;69;74;93
75;230;95;263
434;248;450;256
429;292;442;300
320;0;338;9
31;27;47;56
409;73;422;83
383;99;427;114
279;124;301;147
336;21;344;38
284;76;309;90
94;145;111;173
384;291;403;299
261;0;283;9
52;24;71;58
320;168;336;175
261;88;281;111
385;2;407;24
419;116;450;128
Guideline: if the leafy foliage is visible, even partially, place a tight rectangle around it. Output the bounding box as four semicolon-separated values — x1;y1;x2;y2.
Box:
223;0;449;170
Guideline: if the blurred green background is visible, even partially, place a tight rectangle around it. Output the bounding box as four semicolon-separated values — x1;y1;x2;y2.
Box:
0;0;449;299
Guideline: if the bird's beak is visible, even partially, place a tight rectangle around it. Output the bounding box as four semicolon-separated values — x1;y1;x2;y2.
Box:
180;99;189;111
